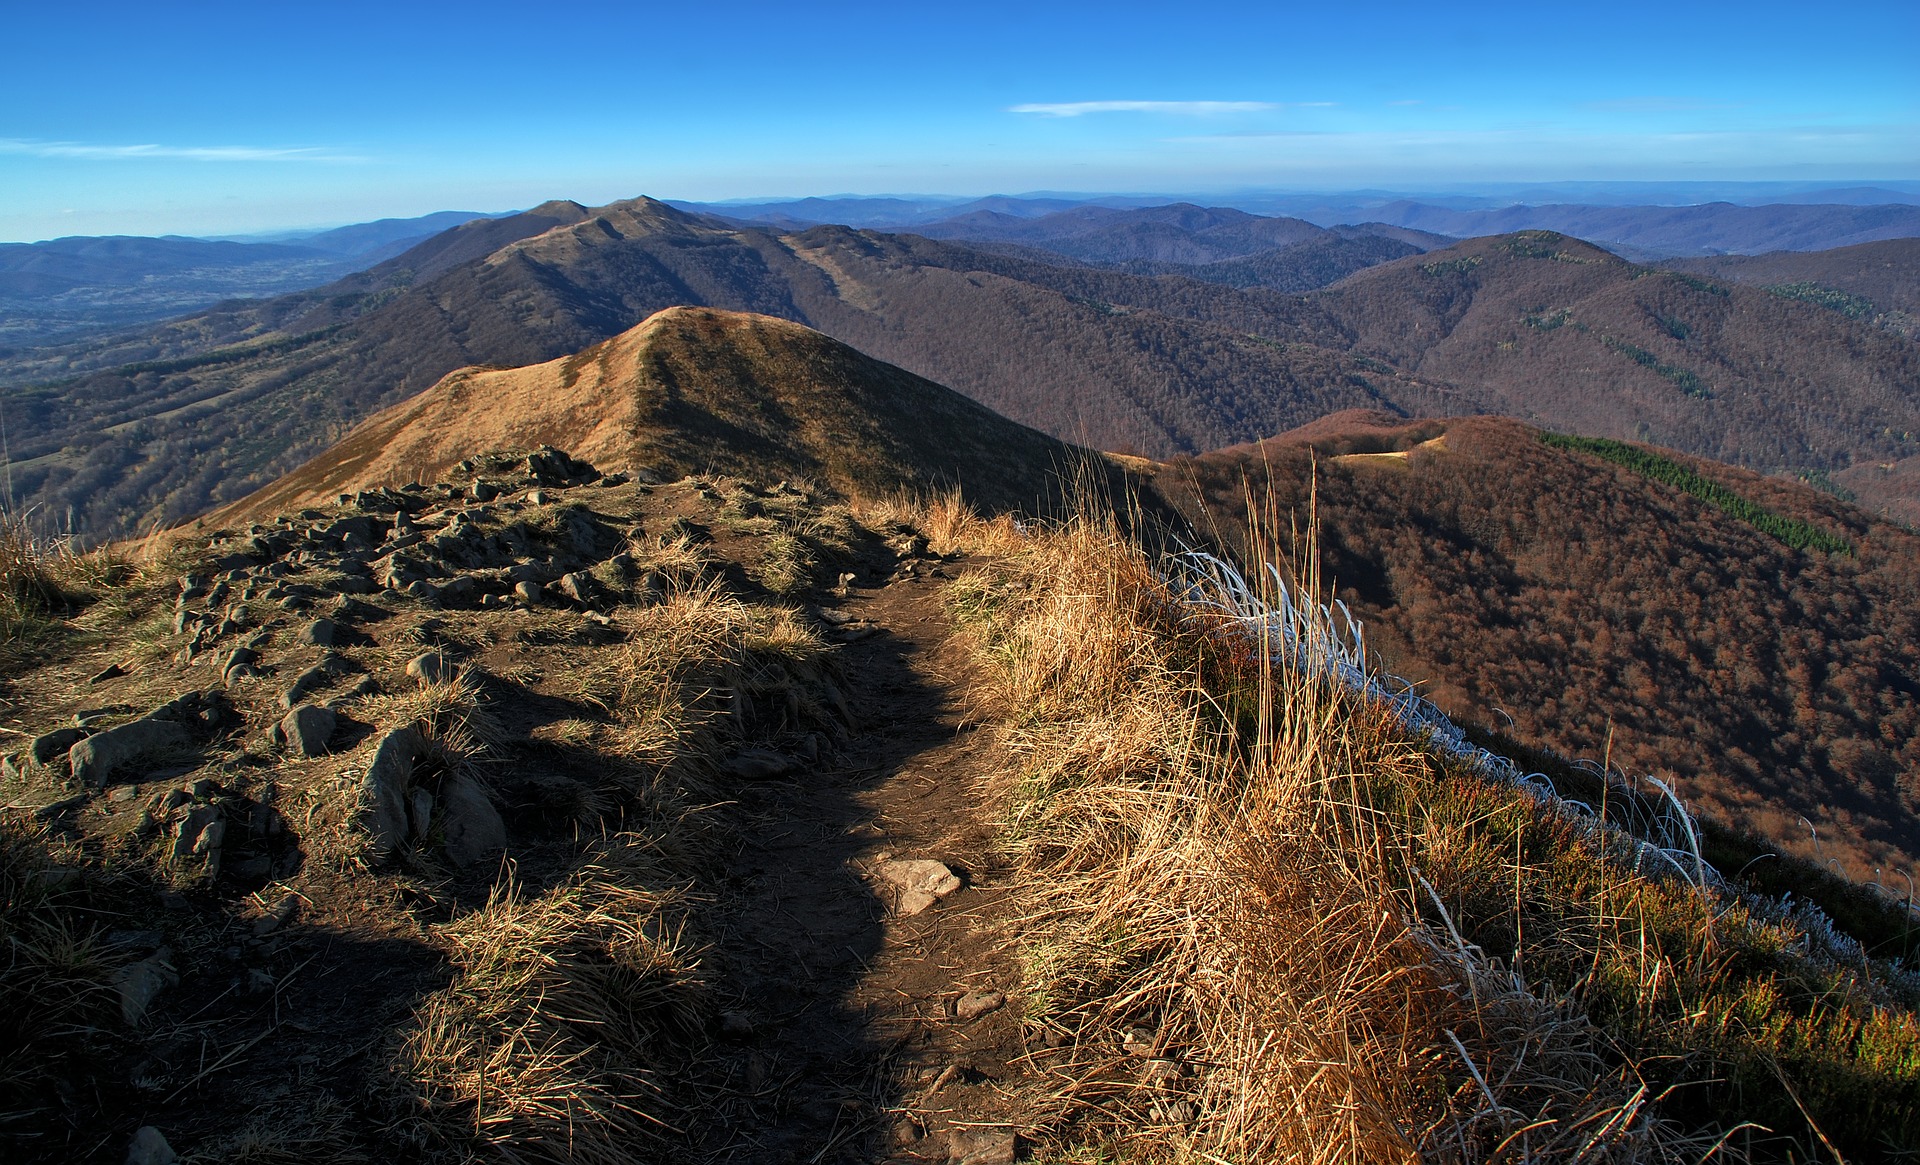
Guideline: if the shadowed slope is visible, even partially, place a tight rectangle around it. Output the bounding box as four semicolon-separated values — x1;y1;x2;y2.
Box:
217;306;1093;522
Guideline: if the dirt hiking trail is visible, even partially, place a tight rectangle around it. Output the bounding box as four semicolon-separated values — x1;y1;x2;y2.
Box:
688;564;1034;1164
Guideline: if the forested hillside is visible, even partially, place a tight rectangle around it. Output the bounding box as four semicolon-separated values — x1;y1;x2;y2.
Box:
4;198;1915;537
1150;412;1920;875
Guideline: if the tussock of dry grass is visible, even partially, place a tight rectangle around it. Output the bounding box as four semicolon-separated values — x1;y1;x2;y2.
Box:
387;573;833;1160
851;486;1030;558
391;838;707;1163
0;818;123;1126
953;515;1722;1162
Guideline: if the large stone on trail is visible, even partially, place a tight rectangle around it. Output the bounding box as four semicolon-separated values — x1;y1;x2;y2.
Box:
171;805;222;860
125;1126;178;1165
555;570;605;607
356;728;428;860
727;748;796;781
275;705;337;757
220;647;260;685
30;727;86;766
439;771;507;867
406;652;455;686
875;858;963;916
69;719;189;787
114;947;178;1026
945;1128;1016;1165
298;618;339;646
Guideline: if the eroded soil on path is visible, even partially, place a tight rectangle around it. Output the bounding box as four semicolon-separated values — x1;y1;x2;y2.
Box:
692;566;1035;1164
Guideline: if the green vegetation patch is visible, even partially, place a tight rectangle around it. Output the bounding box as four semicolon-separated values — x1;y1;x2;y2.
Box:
1766;280;1877;320
1541;432;1853;555
1665;271;1731;297
1420;255;1482;277
1523;308;1573;331
1602;335;1712;398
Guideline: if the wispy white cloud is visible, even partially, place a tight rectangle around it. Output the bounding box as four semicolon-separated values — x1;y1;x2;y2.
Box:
0;138;367;162
1007;100;1277;118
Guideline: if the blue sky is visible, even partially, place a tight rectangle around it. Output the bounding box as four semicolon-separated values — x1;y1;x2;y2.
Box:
2;0;1915;240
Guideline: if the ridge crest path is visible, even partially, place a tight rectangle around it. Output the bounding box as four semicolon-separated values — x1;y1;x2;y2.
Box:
691;563;1031;1164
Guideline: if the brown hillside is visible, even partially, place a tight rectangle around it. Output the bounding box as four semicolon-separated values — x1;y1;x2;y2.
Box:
1149;414;1920;877
1300;231;1920;516
212;306;1093;525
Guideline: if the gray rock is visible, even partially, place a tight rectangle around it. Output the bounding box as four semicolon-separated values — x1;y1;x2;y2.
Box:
956;989;1006;1021
125;1125;178;1165
471;479;499;503
727;748;795;781
946;1128;1016;1165
251;894;299;937
171;805;222;860
875;859;963;916
405;652;455;686
555;570;599;606
280;664;332;709
30;726;87;766
436;575;477;605
114;947;179;1026
409;787;435;839
512;580;544;605
69;719;189;787
220;647;260;684
275;705;337;757
298;618;339;646
438;771;506;867
356;728;428;860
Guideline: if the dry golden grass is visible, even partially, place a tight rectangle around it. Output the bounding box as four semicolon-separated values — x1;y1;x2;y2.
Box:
386;572;834;1160
951;510;1725;1162
392;837;707;1164
850;485;1030;558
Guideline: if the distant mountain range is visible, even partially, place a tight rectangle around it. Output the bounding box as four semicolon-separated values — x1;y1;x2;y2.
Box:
2;195;1916;537
0;210;493;347
681;186;1920;258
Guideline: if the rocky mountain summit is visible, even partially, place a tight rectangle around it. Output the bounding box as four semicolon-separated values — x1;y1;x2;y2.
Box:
5;438;1050;1162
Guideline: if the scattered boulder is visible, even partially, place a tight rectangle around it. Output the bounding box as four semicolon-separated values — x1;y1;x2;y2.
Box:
280;663;335;709
171;805;222;861
114;947;179;1026
221;647;260;685
356;728;429;859
30;727;87;766
125;1125;178;1165
69;718;189;787
727;748;796;781
555;570;601;607
298;618;339;646
252;894;299;937
512;580;544;606
406;652;455;686
875;858;963;916
956;989;1006;1021
945;1128;1016;1165
274;705;337;758
439;771;506;867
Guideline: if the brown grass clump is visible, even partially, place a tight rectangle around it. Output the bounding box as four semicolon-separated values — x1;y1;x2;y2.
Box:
0;817;124;1130
851;486;1030;558
391;838;708;1163
387;573;833;1160
951;510;1733;1161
